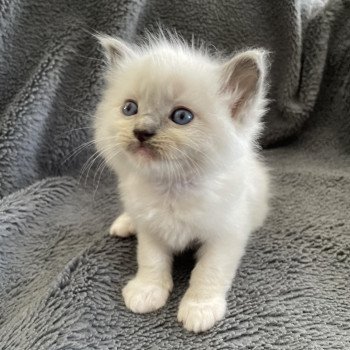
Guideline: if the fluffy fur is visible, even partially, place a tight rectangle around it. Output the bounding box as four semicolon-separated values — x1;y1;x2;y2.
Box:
94;33;270;333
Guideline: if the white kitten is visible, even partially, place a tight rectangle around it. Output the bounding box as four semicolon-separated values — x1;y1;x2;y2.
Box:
94;33;270;333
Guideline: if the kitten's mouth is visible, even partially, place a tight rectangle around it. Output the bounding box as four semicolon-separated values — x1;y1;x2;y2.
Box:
127;142;157;160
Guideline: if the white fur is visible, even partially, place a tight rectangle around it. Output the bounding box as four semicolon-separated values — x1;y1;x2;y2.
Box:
109;212;135;237
94;33;270;333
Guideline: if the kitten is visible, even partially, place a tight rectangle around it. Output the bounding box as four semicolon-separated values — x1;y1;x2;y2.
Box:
94;33;270;333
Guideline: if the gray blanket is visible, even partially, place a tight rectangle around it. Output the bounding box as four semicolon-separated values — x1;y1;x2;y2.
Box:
1;0;350;349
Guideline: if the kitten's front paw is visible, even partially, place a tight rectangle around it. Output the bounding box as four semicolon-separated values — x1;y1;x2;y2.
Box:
109;213;135;237
122;278;171;313
177;294;227;333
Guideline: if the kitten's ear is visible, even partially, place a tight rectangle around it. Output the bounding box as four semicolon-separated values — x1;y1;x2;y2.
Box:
220;49;268;128
96;34;134;64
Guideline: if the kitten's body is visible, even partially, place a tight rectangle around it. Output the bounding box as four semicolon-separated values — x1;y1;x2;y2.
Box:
94;34;270;333
116;150;268;252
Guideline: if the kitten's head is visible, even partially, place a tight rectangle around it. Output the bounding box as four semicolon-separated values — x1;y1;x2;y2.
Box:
94;33;268;180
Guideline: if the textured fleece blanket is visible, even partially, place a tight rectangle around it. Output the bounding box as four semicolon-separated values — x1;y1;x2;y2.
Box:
1;0;350;349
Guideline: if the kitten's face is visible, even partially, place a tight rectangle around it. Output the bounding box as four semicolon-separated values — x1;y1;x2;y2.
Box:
94;36;266;179
95;52;232;176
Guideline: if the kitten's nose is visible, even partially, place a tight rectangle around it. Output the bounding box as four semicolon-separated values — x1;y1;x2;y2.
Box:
133;129;156;142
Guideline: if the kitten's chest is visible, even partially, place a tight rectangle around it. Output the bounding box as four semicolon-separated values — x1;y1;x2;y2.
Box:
121;178;205;249
125;181;199;221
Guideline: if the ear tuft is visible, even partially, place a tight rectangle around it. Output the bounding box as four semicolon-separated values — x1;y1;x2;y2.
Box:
95;34;133;64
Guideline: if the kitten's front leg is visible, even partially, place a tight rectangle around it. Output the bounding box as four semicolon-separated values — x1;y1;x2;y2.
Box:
109;212;135;237
123;232;173;313
178;236;247;333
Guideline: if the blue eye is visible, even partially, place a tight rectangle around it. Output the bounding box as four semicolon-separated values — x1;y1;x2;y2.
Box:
170;108;193;125
122;100;138;116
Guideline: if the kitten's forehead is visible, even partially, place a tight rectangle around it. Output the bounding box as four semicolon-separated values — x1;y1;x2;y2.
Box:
134;59;181;102
119;50;217;107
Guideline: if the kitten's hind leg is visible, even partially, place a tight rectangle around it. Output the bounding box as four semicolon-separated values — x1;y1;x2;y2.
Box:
109;212;135;237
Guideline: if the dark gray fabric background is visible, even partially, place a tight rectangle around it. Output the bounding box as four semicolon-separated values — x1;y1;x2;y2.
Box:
1;0;350;349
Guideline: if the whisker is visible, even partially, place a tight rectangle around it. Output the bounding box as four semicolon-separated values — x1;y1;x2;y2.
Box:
92;150;120;199
61;135;120;165
165;143;202;178
81;144;121;185
79;149;103;185
62;140;97;165
92;146;120;185
61;102;96;119
58;126;95;136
